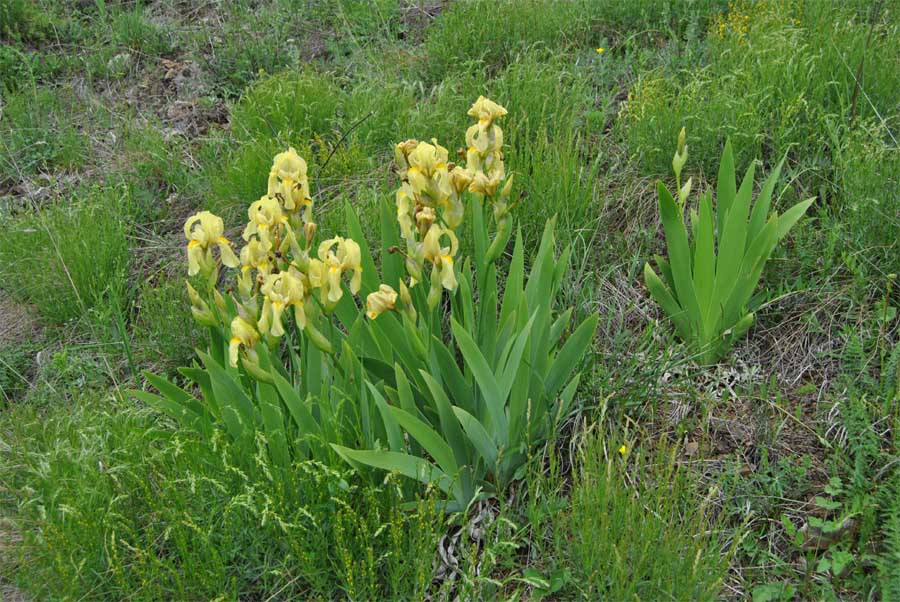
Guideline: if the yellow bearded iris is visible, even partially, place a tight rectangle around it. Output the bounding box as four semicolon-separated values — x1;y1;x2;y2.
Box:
423;224;459;299
394;139;419;177
308;236;363;305
406;139;452;207
267;147;311;214
243;195;287;244
396;183;416;242
366;284;398;320
463;96;510;204
465;96;506;155
184;211;239;276
258;270;306;337
228;316;259;368
467;96;508;125
445;166;474;229
237;237;274;297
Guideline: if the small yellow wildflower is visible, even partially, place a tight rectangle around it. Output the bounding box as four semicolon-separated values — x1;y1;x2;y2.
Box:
596;47;605;54
618;444;627;457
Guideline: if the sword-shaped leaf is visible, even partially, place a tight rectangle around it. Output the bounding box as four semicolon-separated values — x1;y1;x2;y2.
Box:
716;139;736;236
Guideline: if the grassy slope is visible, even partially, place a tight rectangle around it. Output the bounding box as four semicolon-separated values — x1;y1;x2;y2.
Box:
1;0;899;599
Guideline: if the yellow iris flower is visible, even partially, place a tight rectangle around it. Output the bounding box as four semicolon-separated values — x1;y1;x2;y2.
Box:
243;195;287;245
267;147;311;213
465;97;506;155
366;284;398;320
469;169;505;197
423;224;459;299
184;211;239;276
445;166;474;229
462;96;509;203
406;139;452;207
258;270;307;337
396;183;416;242
467;96;508;127
228;316;259;368
416;206;437;236
394;139;419;176
238;237;274;297
308;236;363;305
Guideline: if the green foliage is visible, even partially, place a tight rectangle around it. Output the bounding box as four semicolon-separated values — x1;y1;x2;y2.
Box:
620;1;900;178
0;186;131;324
883;339;900;403
0;339;38;402
230;70;342;143
118;124;194;222
827;122;900;286
318;0;403;47
109;6;174;57
132;276;200;371
590;0;729;35
879;475;900;600
196;2;324;97
555;434;727;599
0;43;33;93
335;216;598;510
0;86;91;183
0;0;50;43
645;139;814;363
0;395;444;600
209;70;370;219
512;126;601;248
424;0;599;80
36;345;112;394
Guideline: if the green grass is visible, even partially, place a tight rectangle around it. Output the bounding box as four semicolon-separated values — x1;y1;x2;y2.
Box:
1;0;899;599
131;275;200;372
423;0;602;81
557;434;728;599
0;394;445;600
0;339;40;403
108;6;175;59
0;185;131;325
619;0;900;179
0;0;52;43
0;86;91;183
